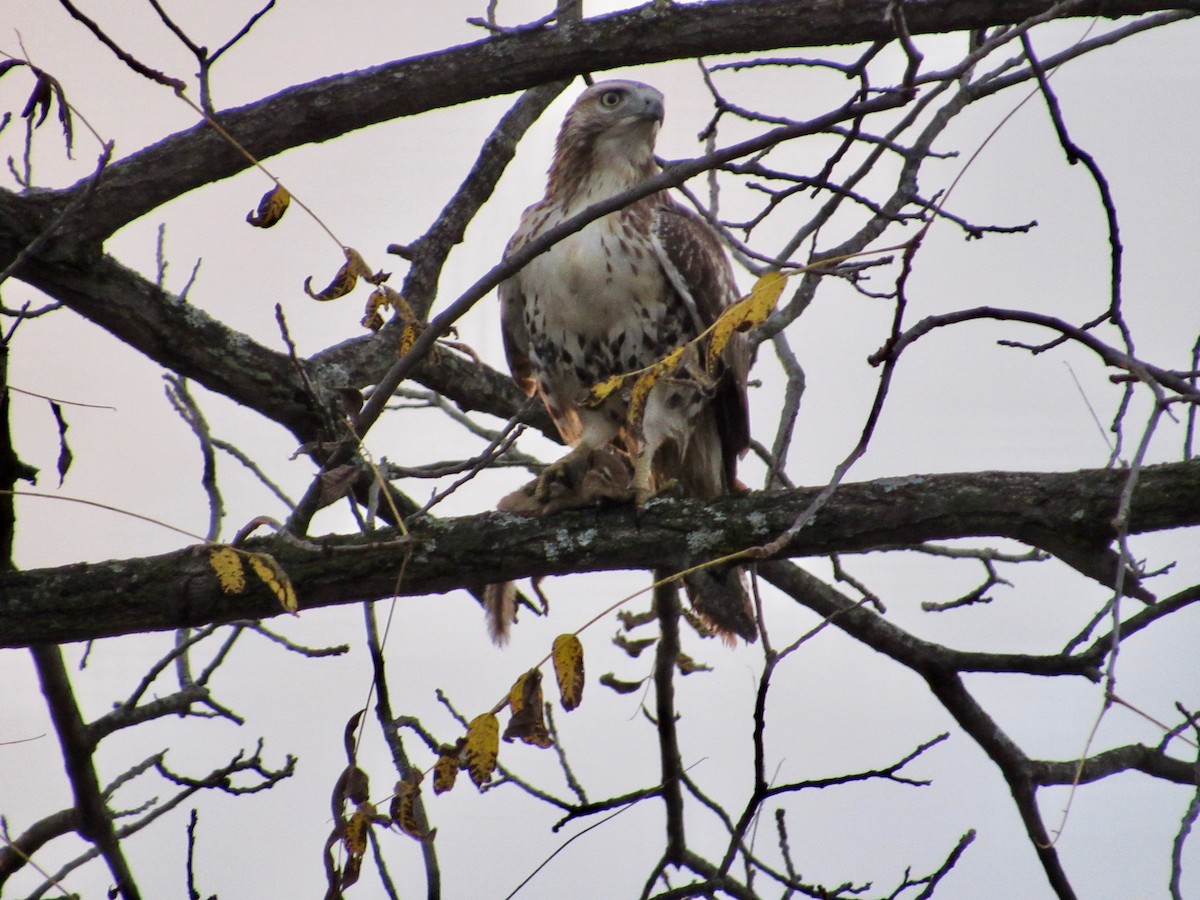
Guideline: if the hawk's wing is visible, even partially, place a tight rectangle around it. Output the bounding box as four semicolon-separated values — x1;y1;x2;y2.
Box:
650;201;751;486
498;220;537;399
498;204;585;447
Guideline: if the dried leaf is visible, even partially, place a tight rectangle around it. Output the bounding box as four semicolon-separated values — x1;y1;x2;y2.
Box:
599;672;645;695
340;800;376;887
246;552;298;613
613;632;656;658
390;770;436;841
361;285;413;333
209;546;246;594
433;740;464;795
627;345;684;434
361;288;390;332
464;713;499;788
551;634;585;711
318;465;361;509
246;184;290;228
340;853;362;891
49;401;71;485
20;70;52;127
333;764;371;817
305;247;376;301
503;669;553;747
676;652;712;675
343;711;364;763
706;270;787;373
399;322;421;357
582;373;628;407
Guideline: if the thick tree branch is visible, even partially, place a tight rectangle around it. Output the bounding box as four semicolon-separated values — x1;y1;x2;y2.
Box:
7;0;1184;249
3;461;1198;646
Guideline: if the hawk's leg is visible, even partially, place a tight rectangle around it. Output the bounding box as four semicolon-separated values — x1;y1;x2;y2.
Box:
632;450;656;508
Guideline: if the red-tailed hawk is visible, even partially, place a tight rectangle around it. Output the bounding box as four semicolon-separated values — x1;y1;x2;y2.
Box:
499;80;755;641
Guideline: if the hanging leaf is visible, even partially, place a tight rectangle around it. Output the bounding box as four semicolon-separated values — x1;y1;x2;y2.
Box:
305;247;380;301
464;713;499;788
246;184;291;228
613;633;656;659
245;552;298;613
360;288;390;332
599;672;645;695
332;764;371;815
503;669;553;747
551;634;585;711
676;652;713;675
49;401;72;485
343;711;364;764
390;770;436;841
318;464;361;509
433;739;465;795
627;345;685;435
209;546;246;594
706;270;787;373
340;800;377;888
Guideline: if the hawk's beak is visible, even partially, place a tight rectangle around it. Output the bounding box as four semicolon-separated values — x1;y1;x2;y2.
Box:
640;96;665;124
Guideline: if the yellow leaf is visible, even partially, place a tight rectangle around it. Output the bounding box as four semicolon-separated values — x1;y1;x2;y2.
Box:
582;373;628;408
503;669;553;748
389;771;436;841
344;800;375;857
305;246;382;301
399;322;419;356
627;345;685;433
245;184;290;228
361;288;390;332
464;713;499;788
551;634;585;711
432;740;464;795
706;270;787;372
208;546;245;594
246;552;298;614
361;285;413;333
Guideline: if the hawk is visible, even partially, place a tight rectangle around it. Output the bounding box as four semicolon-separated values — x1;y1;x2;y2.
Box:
499;80;755;641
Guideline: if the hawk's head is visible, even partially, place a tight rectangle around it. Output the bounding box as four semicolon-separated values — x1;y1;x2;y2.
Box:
548;80;665;202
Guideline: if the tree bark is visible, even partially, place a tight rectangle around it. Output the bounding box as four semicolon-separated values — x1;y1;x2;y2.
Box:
3;461;1197;646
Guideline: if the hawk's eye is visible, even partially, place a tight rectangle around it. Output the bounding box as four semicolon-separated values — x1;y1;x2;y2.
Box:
599;90;623;109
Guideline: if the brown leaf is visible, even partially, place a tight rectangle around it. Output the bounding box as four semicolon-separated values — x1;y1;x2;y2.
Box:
676;652;713;675
390;770;436;841
503;669;553;747
49;401;71;485
318;464;361;508
613;633;657;658
246;184;290;227
599;672;645;695
305;247;376;301
332;764;370;820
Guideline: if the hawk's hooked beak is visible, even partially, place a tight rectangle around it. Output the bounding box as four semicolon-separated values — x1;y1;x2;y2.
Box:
638;95;665;124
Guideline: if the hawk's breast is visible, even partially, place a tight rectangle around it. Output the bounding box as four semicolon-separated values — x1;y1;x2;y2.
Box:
520;212;692;404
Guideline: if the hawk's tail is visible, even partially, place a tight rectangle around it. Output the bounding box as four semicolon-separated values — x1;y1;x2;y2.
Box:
683;564;757;643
